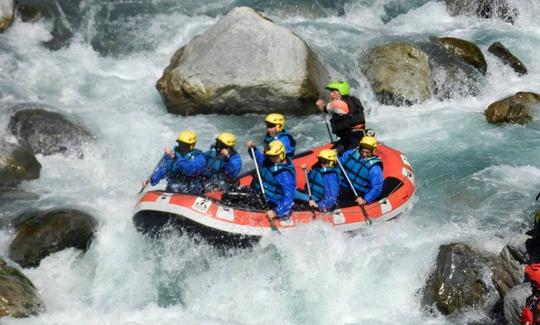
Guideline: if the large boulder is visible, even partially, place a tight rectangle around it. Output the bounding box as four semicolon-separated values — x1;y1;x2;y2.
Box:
418;39;482;100
0;0;14;32
361;42;431;106
156;7;329;115
0;137;41;187
422;243;492;315
435;37;487;75
484;92;540;124
9;105;93;158
0;257;45;318
491;235;529;298
443;0;518;23
503;283;530;325
488;42;527;76
8;209;98;268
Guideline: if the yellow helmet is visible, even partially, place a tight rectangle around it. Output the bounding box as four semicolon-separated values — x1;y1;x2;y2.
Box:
318;149;337;166
359;136;378;152
216;132;236;148
177;130;197;150
264;113;285;132
264;140;286;160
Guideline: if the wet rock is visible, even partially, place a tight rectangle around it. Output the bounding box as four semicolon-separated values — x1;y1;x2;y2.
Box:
0;137;41;187
488;42;527;76
361;42;431;106
435;37;487;75
0;257;45;318
156;7;329;115
443;0;518;24
8;209;98;268
503;283;529;325
0;0;14;32
0;187;39;202
422;243;492;315
492;235;529;298
9;105;93;158
419;40;482;100
484;92;540;124
15;0;83;50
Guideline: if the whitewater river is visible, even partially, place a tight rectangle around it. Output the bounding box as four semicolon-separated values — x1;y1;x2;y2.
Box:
1;0;540;324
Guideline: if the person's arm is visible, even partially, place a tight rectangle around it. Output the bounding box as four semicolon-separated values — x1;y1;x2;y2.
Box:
149;153;174;186
223;153;242;178
248;146;265;167
274;170;296;219
363;165;383;204
521;304;533;325
278;135;294;157
317;172;340;211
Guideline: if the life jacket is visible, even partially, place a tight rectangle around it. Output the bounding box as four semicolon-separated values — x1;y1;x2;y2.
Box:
308;163;341;202
523;294;540;325
330;95;365;136
251;160;296;204
341;149;382;194
204;146;238;178
168;148;204;192
263;130;296;158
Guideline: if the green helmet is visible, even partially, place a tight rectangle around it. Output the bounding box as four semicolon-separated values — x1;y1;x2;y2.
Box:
325;80;350;96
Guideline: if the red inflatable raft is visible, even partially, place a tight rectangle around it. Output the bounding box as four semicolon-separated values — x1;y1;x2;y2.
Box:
133;143;415;247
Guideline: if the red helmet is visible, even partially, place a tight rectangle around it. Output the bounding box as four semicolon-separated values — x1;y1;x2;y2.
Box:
525;263;540;287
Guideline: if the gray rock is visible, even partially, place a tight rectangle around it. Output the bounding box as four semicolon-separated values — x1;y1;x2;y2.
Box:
422;243;492;315
0;137;41;187
435;37;487;75
492;244;526;298
418;40;482;100
503;283;530;325
488;42;527;76
9;105;93;158
0;0;14;32
443;0;518;23
156;7;329;115
8;209;98;268
361;42;431;106
0;257;45;318
484;92;539;124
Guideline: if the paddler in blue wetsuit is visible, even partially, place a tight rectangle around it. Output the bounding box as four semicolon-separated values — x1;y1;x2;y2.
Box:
143;130;206;194
247;140;296;221
296;149;341;212
263;113;296;160
339;136;383;206
203;132;242;191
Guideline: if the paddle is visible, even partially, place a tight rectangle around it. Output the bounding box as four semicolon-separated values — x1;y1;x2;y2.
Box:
139;156;165;194
335;156;373;225
322;113;334;143
302;165;317;218
250;146;279;232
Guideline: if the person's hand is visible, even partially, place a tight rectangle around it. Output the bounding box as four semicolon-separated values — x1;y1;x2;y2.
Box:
246;140;255;149
142;179;149;187
266;210;276;220
301;163;311;172
316;99;325;111
355;197;367;206
164;147;174;159
219;148;229;158
309;200;318;209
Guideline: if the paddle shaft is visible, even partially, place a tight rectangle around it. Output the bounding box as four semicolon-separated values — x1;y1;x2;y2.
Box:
322;113;334;143
250;147;279;232
139;156;165;194
302;166;317;218
336;156;373;225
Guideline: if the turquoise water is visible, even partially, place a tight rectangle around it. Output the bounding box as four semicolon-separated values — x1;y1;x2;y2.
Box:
1;0;539;324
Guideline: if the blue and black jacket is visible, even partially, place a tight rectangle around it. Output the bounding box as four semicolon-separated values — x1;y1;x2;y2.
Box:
150;146;206;193
263;129;296;159
339;148;383;204
306;163;341;211
204;145;242;189
249;147;296;219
